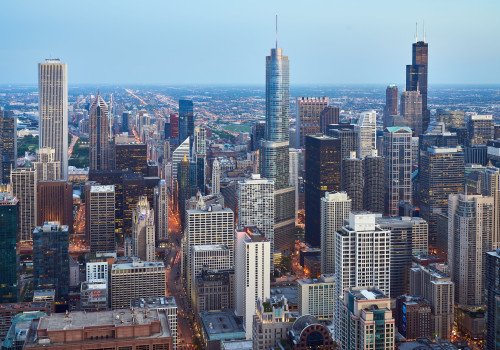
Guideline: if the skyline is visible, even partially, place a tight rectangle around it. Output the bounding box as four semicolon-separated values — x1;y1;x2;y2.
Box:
1;0;500;85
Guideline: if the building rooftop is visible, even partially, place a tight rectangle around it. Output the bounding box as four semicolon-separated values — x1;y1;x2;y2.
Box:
90;185;115;193
221;340;253;350
350;287;388;301
192;244;229;252
130;297;177;309
270;286;298;304
298;274;335;285
33;289;55;300
0;302;50;312
199;311;245;340
111;260;165;271
0;193;18;205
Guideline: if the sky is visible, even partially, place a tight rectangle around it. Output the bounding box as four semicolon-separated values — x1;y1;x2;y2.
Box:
1;0;500;86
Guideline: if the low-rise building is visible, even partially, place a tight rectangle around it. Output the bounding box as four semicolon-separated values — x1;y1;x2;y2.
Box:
298;274;335;320
80;280;108;312
199;311;246;350
0;303;51;341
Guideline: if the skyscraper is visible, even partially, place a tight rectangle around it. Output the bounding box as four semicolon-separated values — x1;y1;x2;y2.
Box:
485;250;500;350
86;185;115;254
356;111;377;158
154;180;169;242
319;106;340;134
326;123;358;161
304;135;342;247
363;152;386;213
468;114;494;146
436;109;465;130
38;59;68;180
0;109;17;184
0;194;19;303
37;181;73;233
132;196;155;262
260;43;296;253
289;148;301;224
295;97;329;148
211;158;220;195
179;99;194;143
400;90;423;135
383;84;398;128
32;147;61;181
320;191;351;275
89;92;111;171
383;127;412;216
341;152;364;211
250;121;266;152
405;38;429;134
10;168;37;241
194;126;206;192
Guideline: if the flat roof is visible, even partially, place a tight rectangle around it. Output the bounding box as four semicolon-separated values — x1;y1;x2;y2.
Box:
112;260;164;270
192;244;229;252
131;297;177;309
199;311;245;339
350;288;387;300
90;185;115;192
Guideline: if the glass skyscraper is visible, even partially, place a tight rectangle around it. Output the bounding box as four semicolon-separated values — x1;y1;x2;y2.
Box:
0;194;19;303
179;99;194;144
405;40;429;135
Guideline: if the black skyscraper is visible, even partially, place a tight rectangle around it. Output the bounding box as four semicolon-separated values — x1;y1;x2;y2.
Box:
179;99;194;144
406;39;429;133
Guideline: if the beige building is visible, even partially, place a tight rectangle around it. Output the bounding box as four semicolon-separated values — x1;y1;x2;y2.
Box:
86;185;115;254
132;196;155;262
32;147;61;181
298;274;335;320
10;168;37;241
295;97;329;148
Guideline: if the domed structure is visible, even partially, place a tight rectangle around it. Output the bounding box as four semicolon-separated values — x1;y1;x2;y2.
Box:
288;315;337;349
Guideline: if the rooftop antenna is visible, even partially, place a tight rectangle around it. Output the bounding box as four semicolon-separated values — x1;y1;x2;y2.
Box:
415;22;418;42
275;15;278;49
423;20;426;42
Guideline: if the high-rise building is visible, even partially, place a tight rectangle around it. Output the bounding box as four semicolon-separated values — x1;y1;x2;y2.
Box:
86;185;115;254
0;109;17;184
400;90;423;135
480;167;500;248
334;213;391;338
10;168;37;241
448;193;495;307
410;263;455;340
194;126;206;192
339;287;395;350
121;111;131;133
289;148;301;224
363;153;386;213
419;146;464;248
250;121;266;152
171;137;190;189
235;226;270;339
395;296;432;341
195;268;234;314
295;97;329;148
0;194;18;303
304;135;341;247
486;250;500;350
32;147;61;181
132;196;155;262
341;152;364;211
37;181;73;233
383;126;412;216
418;122;459;169
468;114;494;146
38;59;68;180
326;123;358;161
260;45;295;254
376;216;428;298
298;274;335;320
89;92;111;171
179;99;194;143
405;38;429;134
356;111;377;158
320;191;351;275
114;141;148;176
383;84;398;128
169;112;179;140
154;179;169;242
436;109;465;130
211;158;221;195
319;106;340;134
33;222;69;303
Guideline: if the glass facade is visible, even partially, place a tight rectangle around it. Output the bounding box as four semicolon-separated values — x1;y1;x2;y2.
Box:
179;99;194;144
0;197;18;303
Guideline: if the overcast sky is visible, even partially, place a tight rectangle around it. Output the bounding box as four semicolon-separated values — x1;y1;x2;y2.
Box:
1;0;499;85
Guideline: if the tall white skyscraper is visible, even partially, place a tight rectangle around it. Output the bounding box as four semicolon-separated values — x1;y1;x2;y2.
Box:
86;185;115;254
448;194;494;307
237;174;274;261
155;180;169;242
32;147;61;181
235;226;271;339
320;191;351;275
334;213;391;339
38;59;68;180
171;137;190;186
356;110;377;158
211;158;220;195
10;168;37;241
289;148;301;224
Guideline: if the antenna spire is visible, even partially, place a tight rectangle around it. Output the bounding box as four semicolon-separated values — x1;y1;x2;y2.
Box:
415;22;418;42
275;15;278;49
423;20;426;42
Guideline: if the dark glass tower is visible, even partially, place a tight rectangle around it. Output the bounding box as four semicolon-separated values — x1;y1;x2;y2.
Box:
486;250;500;350
0;194;19;303
383;85;398;128
179;100;194;144
0;109;17;184
406;39;429;134
304;135;341;247
89;93;111;171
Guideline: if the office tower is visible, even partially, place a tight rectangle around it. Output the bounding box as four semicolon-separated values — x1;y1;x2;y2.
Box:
171;136;190;188
114;140;148;176
86;185;115;254
383;127;412;216
326;123;358;161
32;147;61;181
110;259;166;309
319;106;340;134
383;84;399;128
211;158;220;195
320;192;351;275
33;222;69;303
10;168;37;241
486;250;500;350
250;121;266;152
419;146;464;248
235;226;270;339
169;112;179;140
448;193;494;307
418;122;459;167
189;245;232;308
252;296;296;350
177;155;197;224
195;268;234;313
334;213;391;338
468;114;494;146
89;92;111;171
289;148;300;224
341;152;364;211
356;110;377;158
121;111;131;133
480;168;500;248
0;109;17;184
304;135;341;247
260;44;296;254
363;153;385;213
194;126;206;192
154;179;168;242
184;204;234;305
37;181;73;233
0;194;18;303
396;296;432;340
295;97;329;147
179;99;194;143
80;279;108;311
237;173;274;257
132;196;155;262
297;274;335;320
377;216;428;298
436;109;465;130
400;91;423;135
406;38;429;134
38;59;68;179
339;287;395;350
410;263;455;339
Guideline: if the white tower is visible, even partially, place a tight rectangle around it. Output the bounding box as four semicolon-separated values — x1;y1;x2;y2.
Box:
212;158;220;195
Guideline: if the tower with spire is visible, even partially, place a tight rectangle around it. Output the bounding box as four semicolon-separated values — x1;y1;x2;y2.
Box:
89;90;112;171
